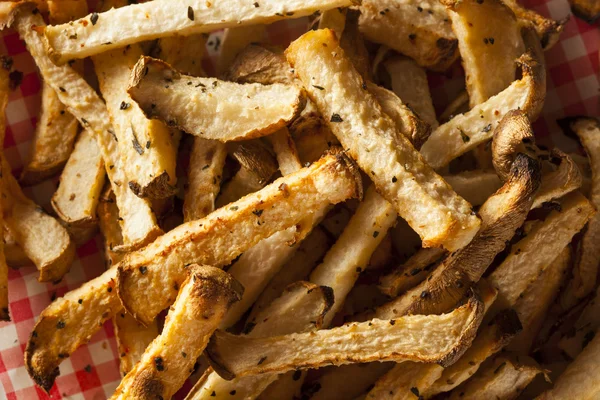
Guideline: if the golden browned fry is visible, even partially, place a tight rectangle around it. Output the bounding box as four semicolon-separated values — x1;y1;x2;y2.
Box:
488;192;595;315
93;43;178;199
379;247;447;298
129;56;304;141
359;0;459;71
442;0;525;107
444;170;503;207
19;0;87;186
568;0;600;22
111;266;243;400
421;52;545;169
207;296;484;379
25;268;121;392
12;5;161;251
187;281;333;400
4;225;30;268
381;56;439;129
509;246;571;354
448;354;543;400
117;151;362;325
157;34;207;77
504;0;566;50
286;29;480;251
375;154;540;319
44;0;356;63
217;25;267;76
366;363;443;400
97;187;124;268
317;7;347;39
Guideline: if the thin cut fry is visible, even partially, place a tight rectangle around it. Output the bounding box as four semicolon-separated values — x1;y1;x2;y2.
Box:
44;0;356;63
420;53;545;169
187;282;333;400
374;154;540;318
97;187;124;268
286;29;480;251
268;128;303;175
359;0;459;71
488;192;594;315
129;56;304;141
93;43;178;199
217;25;267;76
443;0;525;107
12;5;162;250
117;151;362;325
449;354;543;400
111;266;243;399
207;296;484;379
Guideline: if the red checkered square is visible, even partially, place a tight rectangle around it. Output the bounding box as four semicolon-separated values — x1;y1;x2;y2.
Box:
8;298;33;323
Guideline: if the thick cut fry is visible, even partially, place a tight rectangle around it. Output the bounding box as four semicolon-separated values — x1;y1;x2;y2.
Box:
488;192;594;315
568;0;600;22
381;57;439;129
359;0;458;71
1;157;75;283
207;296;484;379
4;226;30;268
129;56;304;141
420;53;545;169
12;6;161;250
366;362;444;400
443;0;524;107
44;0;355;62
375;154;540;319
449;355;543;400
187;282;333;400
93;44;178;199
217;25;267;76
310;185;397;324
510;246;571;354
20;0;87;185
111;266;243;400
286;29;480;251
117;151;361;325
444;170;503;207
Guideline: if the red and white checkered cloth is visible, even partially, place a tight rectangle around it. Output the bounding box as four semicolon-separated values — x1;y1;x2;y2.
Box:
0;1;597;399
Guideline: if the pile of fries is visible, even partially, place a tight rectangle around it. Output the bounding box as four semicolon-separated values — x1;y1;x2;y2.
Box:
0;0;598;399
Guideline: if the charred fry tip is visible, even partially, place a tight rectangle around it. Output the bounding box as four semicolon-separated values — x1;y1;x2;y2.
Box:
325;146;364;201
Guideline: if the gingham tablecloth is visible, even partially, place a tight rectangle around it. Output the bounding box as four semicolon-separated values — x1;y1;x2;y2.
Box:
0;1;598;399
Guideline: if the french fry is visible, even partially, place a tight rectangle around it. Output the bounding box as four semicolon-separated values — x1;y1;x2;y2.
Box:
439;90;469;124
448;354;543;400
568;0;600;23
487;192;595;316
268;128;303;175
444;170;503;207
110;265;243;399
557;118;600;300
97;187;125;268
310;185;397;325
286;29;480;251
558;285;600;359
226;44;295;85
19;0;87;185
338;9;372;81
420;52;545;169
157;34;207;77
509;246;571;354
316;8;347;39
186;281;333;400
359;0;459;71
491;111;537;182
128;56;304;141
366;362;444;400
4;225;30;268
374;154;540;318
380;57;439;129
11;5;162;251
93;42;178;199
504;0;566;50
442;0;525;107
44;0;356;63
206;296;484;379
117;151;362;325
217;25;267;76
310;363;395;400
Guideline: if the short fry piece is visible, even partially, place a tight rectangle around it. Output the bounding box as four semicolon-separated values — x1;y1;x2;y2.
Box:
129;57;304;141
117;151;361;325
111;266;243;400
286;29;480;251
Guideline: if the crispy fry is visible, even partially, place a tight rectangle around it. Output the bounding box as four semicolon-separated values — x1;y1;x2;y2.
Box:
381;57;439;129
207;296;484;379
286;29;480;251
187;282;333;400
93;43;178;199
310;185;397;324
12;5;162;250
117;151;362;325
443;0;525;107
568;0;600;22
359;0;459;71
217;25;267;76
448;354;543;400
488;192;594;315
111;266;243;399
375;154;540;319
444;170;503;207
44;0;356;63
421;52;545;169
129;56;304;141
